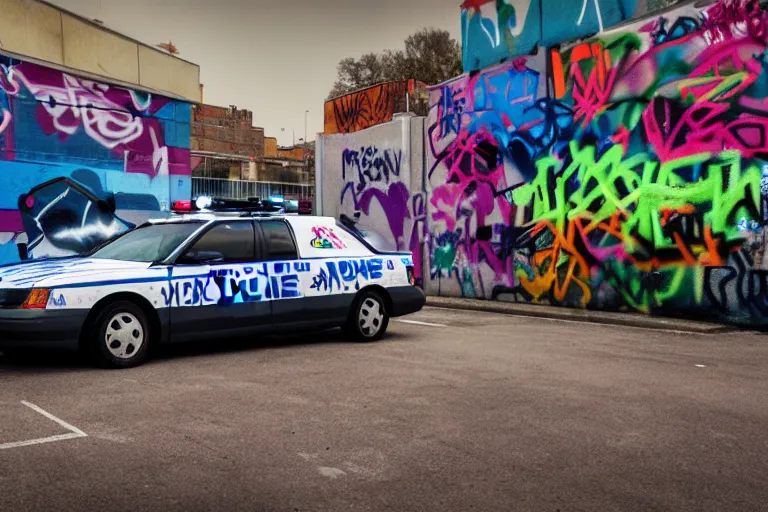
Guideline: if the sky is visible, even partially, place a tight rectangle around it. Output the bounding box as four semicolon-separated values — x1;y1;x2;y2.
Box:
47;0;462;147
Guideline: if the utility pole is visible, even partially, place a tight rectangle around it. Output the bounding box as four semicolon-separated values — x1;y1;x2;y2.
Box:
280;128;295;146
304;110;309;149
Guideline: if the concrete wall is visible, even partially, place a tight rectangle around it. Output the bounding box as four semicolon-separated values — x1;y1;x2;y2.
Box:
0;0;201;102
320;0;768;326
318;113;427;282
429;0;768;325
0;55;191;264
461;0;680;72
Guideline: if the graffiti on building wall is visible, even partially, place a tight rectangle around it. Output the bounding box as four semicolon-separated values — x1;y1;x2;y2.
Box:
324;81;419;135
335;138;426;281
461;0;680;72
340;144;410;249
429;0;768;324
0;56;191;265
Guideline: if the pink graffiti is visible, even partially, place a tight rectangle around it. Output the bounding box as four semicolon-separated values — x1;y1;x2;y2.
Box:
703;0;768;40
311;226;347;249
0;62;186;178
0;109;11;135
644;99;768;161
429;126;514;284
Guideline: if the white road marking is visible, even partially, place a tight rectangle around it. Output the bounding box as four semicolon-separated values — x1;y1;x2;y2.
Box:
0;401;87;451
695;364;707;368
318;467;346;479
395;319;447;328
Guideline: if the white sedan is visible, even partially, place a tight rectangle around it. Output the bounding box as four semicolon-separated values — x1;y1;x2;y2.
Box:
0;214;425;368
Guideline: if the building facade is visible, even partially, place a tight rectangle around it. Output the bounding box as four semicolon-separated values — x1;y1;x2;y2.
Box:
0;0;198;265
190;110;315;202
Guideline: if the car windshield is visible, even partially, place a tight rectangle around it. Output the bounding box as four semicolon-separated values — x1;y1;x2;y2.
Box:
89;222;204;263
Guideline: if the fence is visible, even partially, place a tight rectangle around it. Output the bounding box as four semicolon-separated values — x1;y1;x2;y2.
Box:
191;178;314;201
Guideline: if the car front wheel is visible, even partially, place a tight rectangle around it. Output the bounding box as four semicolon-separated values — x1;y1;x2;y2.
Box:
90;301;151;368
346;291;390;342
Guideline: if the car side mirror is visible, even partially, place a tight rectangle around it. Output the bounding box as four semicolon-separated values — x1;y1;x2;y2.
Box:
177;251;225;265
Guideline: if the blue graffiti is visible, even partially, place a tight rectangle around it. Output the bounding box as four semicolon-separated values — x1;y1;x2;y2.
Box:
294;261;311;273
311;258;384;293
50;293;66;307
461;0;648;72
438;85;465;137
652;16;700;45
164;262;305;307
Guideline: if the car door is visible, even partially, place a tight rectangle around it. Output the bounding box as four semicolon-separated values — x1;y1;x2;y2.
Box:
169;220;271;342
256;219;349;330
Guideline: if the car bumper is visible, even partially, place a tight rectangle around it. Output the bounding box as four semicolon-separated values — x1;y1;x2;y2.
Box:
0;309;87;350
388;286;426;317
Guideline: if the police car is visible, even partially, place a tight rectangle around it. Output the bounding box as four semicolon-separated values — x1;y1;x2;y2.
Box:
0;213;425;368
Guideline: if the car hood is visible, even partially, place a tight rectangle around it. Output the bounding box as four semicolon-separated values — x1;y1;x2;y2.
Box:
0;258;154;289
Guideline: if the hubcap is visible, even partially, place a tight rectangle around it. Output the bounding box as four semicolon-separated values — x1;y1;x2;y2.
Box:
105;312;144;359
359;298;384;337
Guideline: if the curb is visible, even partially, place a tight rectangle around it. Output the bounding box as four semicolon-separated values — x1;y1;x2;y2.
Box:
425;297;737;334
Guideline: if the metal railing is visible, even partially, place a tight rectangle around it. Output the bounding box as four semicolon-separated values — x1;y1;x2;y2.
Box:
192;177;314;201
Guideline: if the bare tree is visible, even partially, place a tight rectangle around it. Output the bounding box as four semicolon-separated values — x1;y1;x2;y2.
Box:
327;28;462;100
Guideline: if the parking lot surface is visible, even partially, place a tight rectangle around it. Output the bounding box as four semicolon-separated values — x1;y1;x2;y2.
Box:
1;307;767;512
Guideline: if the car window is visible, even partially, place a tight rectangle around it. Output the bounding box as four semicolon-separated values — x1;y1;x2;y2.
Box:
261;221;297;260
90;222;203;263
338;215;398;253
185;222;255;263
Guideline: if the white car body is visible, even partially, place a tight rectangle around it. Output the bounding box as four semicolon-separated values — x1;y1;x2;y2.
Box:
0;215;424;355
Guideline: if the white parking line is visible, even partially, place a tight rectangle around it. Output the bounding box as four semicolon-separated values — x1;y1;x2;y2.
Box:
395;319;447;328
0;401;87;451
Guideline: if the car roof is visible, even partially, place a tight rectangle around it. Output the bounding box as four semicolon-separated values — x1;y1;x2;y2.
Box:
147;213;336;225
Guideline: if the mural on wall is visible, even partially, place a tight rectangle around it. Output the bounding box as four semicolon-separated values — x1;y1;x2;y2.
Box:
322;113;426;284
461;0;682;72
429;0;768;324
324;80;423;135
338;143;420;274
0;56;191;265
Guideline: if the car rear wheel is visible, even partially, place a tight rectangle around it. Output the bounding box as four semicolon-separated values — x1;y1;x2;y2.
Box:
90;301;151;368
345;291;389;342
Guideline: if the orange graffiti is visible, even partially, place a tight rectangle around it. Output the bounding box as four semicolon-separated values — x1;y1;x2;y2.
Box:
324;80;422;135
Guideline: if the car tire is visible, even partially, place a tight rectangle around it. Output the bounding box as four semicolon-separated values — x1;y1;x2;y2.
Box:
89;301;151;369
345;290;390;342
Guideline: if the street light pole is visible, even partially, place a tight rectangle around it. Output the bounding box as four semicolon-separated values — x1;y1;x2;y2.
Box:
304;110;309;149
280;128;296;146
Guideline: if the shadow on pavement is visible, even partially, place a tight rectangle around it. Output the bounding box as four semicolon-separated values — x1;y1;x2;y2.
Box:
0;328;413;373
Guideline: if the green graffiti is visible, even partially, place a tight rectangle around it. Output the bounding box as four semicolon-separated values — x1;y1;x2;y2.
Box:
433;244;457;275
512;142;761;257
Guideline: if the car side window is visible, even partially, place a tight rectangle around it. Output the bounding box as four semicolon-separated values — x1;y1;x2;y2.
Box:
261;221;297;261
183;222;255;263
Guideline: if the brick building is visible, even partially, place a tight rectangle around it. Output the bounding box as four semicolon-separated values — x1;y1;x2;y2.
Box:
190;104;314;200
191;104;264;158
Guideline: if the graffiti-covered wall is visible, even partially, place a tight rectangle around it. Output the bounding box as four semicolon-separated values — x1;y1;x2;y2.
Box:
319;113;426;282
425;0;768;325
324;81;425;135
461;0;681;72
0;56;191;265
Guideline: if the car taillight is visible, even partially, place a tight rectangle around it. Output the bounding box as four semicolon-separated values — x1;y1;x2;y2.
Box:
21;288;50;309
406;266;416;286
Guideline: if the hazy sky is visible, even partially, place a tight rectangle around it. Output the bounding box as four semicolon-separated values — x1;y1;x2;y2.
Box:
47;0;462;147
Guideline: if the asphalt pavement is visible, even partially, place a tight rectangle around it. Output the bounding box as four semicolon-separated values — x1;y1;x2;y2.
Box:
0;307;766;512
